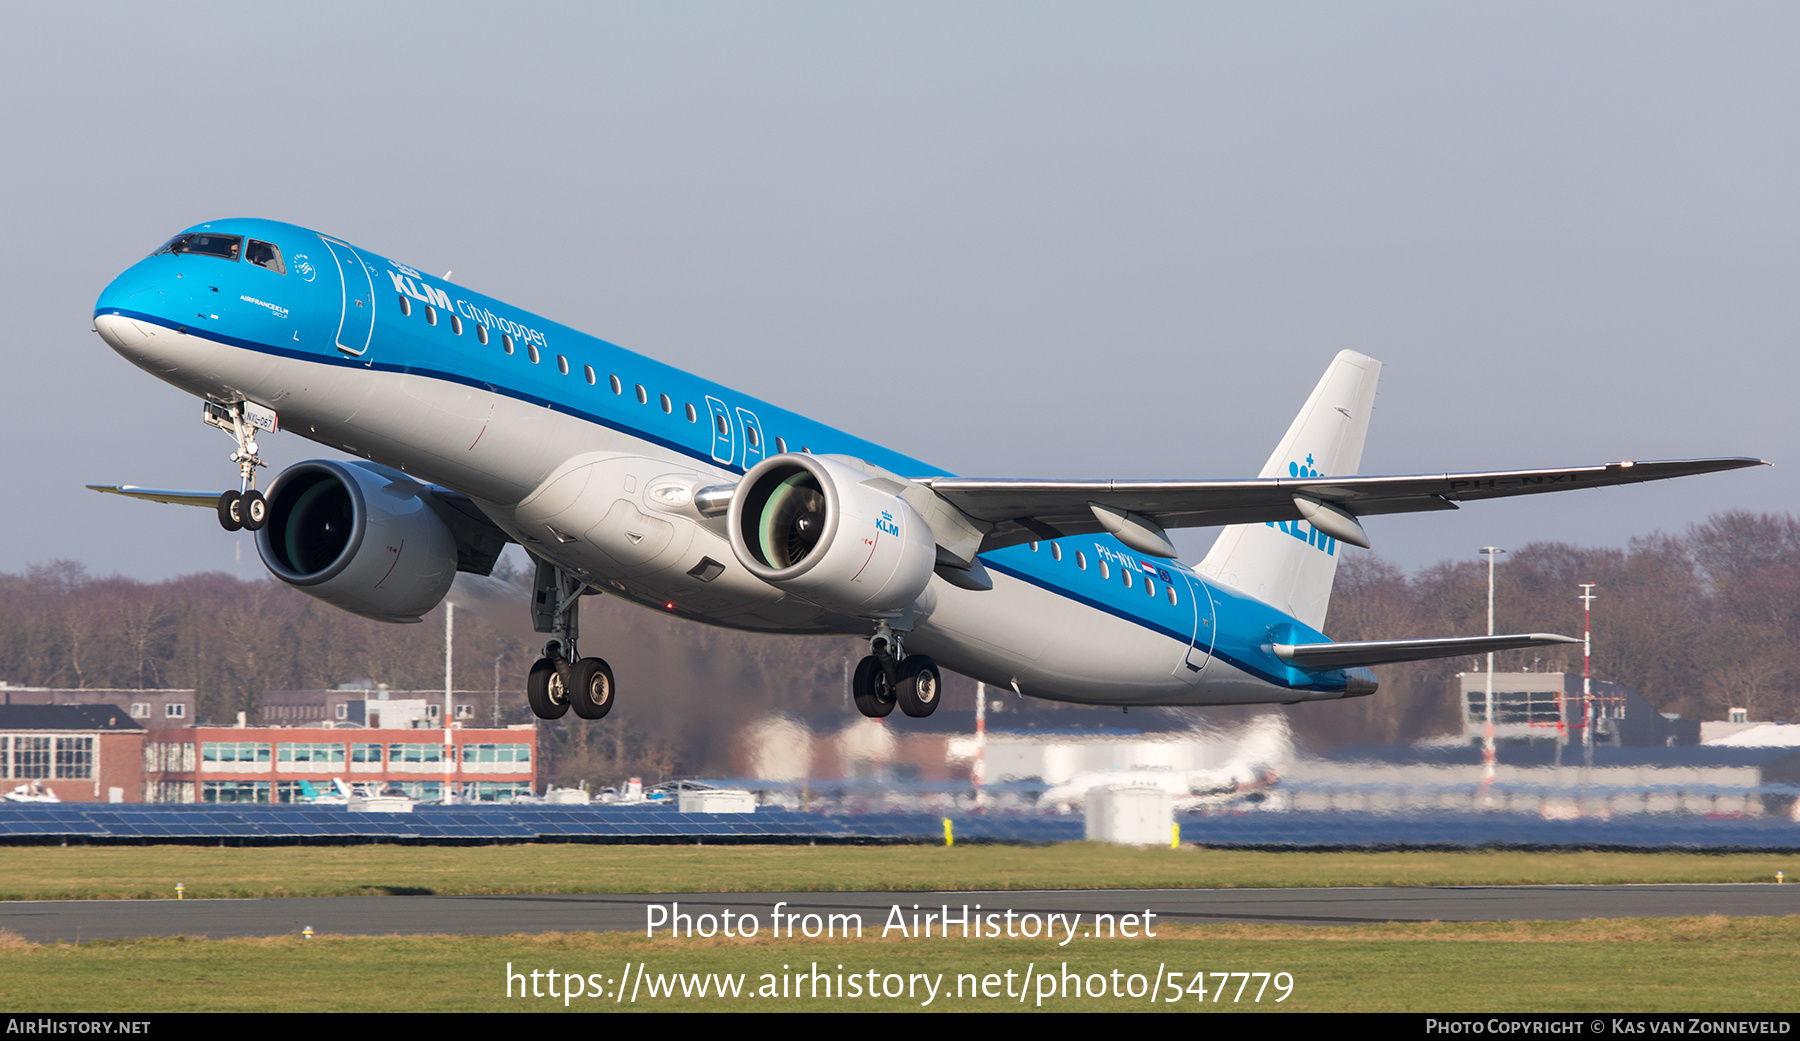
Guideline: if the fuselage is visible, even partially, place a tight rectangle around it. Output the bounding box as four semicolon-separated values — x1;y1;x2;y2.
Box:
93;218;1358;707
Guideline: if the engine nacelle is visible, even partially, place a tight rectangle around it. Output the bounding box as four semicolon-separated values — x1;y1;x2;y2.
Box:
255;460;458;623
727;454;937;619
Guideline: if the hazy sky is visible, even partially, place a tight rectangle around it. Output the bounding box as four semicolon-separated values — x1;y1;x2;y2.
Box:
2;3;1793;583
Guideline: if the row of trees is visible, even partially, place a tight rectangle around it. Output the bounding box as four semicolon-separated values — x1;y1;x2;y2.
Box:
0;510;1795;782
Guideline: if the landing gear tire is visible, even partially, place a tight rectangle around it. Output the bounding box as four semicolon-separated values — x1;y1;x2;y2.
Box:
852;656;896;718
569;657;615;720
241;490;267;531
527;657;570;719
897;655;942;718
216;490;243;532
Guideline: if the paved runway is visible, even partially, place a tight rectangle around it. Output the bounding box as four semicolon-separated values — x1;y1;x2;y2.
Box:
4;885;1798;943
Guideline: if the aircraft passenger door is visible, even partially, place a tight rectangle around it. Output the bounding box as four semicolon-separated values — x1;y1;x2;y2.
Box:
320;236;375;358
735;407;764;470
704;396;735;466
1176;569;1216;676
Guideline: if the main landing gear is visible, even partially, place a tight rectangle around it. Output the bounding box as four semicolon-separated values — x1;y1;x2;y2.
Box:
853;622;941;719
205;401;268;533
525;558;616;721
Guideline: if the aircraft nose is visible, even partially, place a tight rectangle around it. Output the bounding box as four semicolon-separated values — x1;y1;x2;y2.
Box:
94;313;181;373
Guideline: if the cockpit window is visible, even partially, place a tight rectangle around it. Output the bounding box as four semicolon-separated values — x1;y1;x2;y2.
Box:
153;233;243;262
246;239;285;274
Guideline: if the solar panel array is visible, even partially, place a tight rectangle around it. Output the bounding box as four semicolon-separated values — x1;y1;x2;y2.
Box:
0;803;1797;847
0;803;1081;844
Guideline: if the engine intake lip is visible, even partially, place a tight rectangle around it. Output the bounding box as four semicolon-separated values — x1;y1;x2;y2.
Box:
256;460;368;586
728;453;841;583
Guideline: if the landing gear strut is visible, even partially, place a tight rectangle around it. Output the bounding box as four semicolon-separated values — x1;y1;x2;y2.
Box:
525;558;616;721
853;623;940;719
205;401;268;532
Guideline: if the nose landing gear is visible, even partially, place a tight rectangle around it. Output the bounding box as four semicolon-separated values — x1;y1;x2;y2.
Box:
204;401;270;532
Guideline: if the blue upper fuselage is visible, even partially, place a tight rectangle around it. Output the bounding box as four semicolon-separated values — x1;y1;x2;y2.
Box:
94;218;1340;692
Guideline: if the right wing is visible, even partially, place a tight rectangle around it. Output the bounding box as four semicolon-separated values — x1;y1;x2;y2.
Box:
919;456;1767;556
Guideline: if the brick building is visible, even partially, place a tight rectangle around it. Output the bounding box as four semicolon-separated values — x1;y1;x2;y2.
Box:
143;723;538;803
0;705;147;803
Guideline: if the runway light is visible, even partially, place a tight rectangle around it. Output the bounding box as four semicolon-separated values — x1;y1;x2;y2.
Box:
665;602;674;610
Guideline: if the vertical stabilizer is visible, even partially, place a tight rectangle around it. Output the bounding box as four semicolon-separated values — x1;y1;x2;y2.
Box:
1196;350;1381;630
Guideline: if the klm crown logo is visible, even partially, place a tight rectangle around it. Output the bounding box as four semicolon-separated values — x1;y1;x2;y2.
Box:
1270;453;1337;556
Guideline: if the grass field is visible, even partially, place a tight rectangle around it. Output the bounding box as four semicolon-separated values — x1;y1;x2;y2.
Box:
1;917;1794;1012
1;844;1796;901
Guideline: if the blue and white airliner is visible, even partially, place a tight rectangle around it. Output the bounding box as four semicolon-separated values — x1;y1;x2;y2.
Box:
88;219;1764;722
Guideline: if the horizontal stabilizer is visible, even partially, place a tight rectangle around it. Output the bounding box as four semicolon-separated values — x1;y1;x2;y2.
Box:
1274;632;1580;670
86;485;222;508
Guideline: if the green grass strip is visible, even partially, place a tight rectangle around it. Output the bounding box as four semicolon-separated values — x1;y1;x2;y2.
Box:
3;845;1798;901
1;917;1795;1012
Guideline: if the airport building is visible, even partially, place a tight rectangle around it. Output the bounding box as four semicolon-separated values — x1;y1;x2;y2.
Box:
0;705;148;803
1457;671;1699;748
142;723;539;804
0;683;194;725
259;686;511;728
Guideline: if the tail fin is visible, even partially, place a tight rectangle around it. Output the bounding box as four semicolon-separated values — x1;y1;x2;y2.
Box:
1196;350;1381;630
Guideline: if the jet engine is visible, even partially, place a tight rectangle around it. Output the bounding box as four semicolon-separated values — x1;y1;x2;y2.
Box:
727;453;936;618
255;460;458;623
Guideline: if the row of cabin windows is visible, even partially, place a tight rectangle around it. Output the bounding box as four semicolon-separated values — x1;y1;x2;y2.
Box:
398;291;807;453
1027;541;1177;604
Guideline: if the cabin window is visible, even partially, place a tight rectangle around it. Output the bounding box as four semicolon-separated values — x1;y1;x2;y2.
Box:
476;324;488;345
451;314;463;336
556;355;569;375
397;295;412;317
528;344;540;364
1144;577;1155;597
1167;585;1178;605
608;374;622;394
775;437;787;453
635;384;648;404
1051;544;1062;562
1122;568;1131;588
245;239;285;274
583;365;596;385
1099;560;1110;579
502;333;514;355
153;232;242;261
1077;551;1088;570
714;413;728;435
1029;541;1039;552
685;403;697;422
747;427;760;448
424;304;437;326
660;393;672;413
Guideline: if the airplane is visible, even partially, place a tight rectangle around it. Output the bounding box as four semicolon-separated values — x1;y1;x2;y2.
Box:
88;219;1765;723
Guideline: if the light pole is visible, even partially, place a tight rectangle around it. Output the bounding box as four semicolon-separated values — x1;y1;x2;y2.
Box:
1479;547;1505;789
1578;583;1598;771
443;601;455;804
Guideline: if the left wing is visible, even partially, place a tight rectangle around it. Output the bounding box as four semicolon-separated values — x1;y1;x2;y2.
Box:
86;485;222;508
919;456;1766;557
